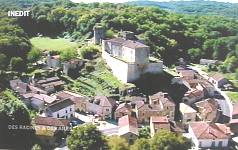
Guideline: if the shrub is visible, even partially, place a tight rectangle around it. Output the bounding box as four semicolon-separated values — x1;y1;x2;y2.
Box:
80;45;99;59
10;57;26;72
85;65;95;72
60;49;77;61
27;47;42;62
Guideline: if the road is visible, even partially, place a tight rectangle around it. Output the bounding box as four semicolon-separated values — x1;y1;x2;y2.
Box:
188;65;233;120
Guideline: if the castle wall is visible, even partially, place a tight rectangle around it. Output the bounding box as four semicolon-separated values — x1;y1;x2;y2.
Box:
144;62;163;74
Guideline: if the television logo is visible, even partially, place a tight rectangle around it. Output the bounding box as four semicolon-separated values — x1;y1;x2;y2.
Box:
8;11;30;17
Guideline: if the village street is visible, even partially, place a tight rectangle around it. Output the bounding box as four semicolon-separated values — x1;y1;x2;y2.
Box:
188;65;233;120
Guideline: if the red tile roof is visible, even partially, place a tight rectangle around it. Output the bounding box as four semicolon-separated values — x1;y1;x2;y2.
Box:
118;115;138;136
190;122;230;139
151;116;169;123
34;116;69;127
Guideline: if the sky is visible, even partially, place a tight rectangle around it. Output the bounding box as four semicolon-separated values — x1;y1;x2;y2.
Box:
70;0;238;3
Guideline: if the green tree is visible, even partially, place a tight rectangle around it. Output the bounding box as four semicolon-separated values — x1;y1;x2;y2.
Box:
130;138;150;150
10;57;26;72
150;130;191;150
0;90;34;149
0;53;7;70
235;68;238;80
138;126;150;139
66;124;106;150
188;48;203;63
60;49;77;61
107;136;129;150
27;48;42;62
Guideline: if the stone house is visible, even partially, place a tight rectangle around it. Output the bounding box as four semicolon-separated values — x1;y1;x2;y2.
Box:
188;122;230;149
195;98;221;122
135;104;162;124
33;77;65;94
102;32;163;83
55;91;87;112
62;59;84;76
179;103;197;123
150;116;170;137
178;70;195;80
45;99;75;119
209;73;230;89
34;116;70;147
115;103;132;120
149;92;176;120
182;89;204;105
22;93;57;110
86;96;117;119
118;115;138;143
10;79;29;94
200;59;219;66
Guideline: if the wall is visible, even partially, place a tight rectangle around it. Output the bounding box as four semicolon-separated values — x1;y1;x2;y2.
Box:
102;50;130;83
52;105;75;119
144;62;163;74
135;47;149;64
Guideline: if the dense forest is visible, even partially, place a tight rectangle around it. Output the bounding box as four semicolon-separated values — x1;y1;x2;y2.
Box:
0;0;238;72
128;0;238;19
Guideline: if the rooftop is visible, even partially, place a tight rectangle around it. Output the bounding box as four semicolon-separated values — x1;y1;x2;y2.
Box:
106;37;148;49
34;116;69;127
47;99;74;112
189;122;230;139
118;115;138;136
179;103;197;114
151;116;169;123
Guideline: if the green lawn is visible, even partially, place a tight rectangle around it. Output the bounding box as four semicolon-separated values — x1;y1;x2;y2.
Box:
226;91;238;103
30;37;78;51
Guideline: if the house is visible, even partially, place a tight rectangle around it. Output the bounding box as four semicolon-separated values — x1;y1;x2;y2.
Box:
195;98;221;122
179;103;197;123
129;96;145;109
86;96;117;119
149;92;176;120
55;91;88;112
22;93;57;110
10;79;29;94
118;115;138;143
62;59;84;76
182;89;204;105
188;122;230;149
178;70;195;80
209;73;229;89
34;116;70;146
102;31;163;83
232;103;238;119
45;99;75;119
150;116;170;137
200;59;219;66
47;54;61;69
33;77;65;94
115;103;132;120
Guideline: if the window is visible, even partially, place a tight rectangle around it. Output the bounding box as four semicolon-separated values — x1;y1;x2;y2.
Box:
70;108;72;112
65;110;68;113
57;114;59;118
106;109;109;111
199;142;202;147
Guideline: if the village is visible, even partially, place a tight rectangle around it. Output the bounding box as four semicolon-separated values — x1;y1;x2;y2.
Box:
8;26;238;150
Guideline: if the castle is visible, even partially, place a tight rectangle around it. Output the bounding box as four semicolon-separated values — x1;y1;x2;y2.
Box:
93;27;163;83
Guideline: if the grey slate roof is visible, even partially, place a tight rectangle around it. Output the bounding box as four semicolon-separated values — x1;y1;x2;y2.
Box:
47;99;74;112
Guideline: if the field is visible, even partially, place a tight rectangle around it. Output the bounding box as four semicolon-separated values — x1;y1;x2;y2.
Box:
30;37;78;51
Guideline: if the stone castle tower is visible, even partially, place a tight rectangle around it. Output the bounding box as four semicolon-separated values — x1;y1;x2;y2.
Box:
93;25;105;45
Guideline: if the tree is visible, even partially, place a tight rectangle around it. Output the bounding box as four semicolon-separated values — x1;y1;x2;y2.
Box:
60;49;77;61
107;136;129;150
0;90;34;149
66;124;106;150
150;130;191;150
188;48;203;63
130;138;150;150
0;53;7;70
138;126;150;139
10;57;26;72
27;48;42;62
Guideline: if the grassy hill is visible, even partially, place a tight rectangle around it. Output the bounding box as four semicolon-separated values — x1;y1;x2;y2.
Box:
127;0;238;19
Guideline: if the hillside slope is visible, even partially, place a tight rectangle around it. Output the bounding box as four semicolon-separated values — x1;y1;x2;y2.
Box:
127;0;238;19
